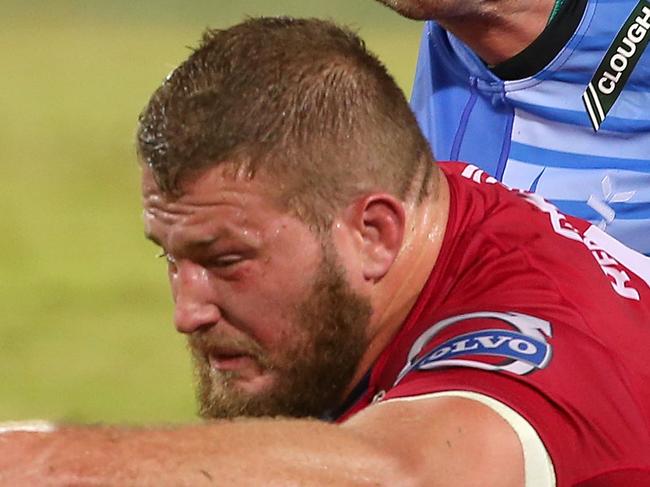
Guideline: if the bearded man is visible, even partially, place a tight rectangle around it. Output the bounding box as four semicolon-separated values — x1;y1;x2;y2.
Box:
1;17;649;486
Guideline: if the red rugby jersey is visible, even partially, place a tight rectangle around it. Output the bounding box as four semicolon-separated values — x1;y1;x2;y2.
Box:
338;163;650;486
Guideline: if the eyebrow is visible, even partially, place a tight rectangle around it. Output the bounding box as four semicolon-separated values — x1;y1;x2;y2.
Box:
143;227;249;251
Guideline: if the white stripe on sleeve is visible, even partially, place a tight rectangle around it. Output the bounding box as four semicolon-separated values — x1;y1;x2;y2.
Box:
379;390;556;487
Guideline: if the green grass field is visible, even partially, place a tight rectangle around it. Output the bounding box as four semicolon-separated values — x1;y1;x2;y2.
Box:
0;1;423;424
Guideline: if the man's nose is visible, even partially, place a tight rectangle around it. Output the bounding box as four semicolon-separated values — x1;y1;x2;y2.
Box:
171;261;221;334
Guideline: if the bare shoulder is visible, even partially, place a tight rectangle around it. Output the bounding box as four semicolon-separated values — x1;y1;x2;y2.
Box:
341;394;526;487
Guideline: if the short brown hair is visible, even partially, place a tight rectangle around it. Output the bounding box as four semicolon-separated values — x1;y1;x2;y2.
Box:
137;17;434;228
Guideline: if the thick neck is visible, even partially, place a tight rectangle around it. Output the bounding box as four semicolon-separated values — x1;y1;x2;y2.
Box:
342;169;450;398
439;0;555;65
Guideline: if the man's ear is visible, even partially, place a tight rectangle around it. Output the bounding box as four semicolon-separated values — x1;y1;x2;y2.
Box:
342;194;406;282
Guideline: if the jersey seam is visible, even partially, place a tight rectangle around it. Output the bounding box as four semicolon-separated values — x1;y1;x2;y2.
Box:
495;107;516;180
450;82;479;160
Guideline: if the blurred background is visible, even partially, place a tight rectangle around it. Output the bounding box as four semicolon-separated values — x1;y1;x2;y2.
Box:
1;0;423;424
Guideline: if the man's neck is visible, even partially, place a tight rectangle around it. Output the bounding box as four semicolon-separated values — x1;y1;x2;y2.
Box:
342;168;450;398
438;0;556;65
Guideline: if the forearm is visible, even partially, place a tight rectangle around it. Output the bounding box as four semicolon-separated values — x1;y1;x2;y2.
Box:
0;419;406;486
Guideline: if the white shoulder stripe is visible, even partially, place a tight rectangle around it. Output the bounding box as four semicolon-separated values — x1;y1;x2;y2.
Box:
379;390;556;487
0;420;57;434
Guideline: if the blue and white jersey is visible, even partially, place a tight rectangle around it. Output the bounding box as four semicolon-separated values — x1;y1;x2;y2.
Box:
411;0;650;254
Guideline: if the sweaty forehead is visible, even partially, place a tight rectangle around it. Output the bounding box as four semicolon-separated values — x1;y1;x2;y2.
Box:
141;162;283;207
140;164;287;247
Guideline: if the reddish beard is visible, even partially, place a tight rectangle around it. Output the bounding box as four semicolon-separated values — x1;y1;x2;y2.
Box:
188;247;371;419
